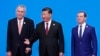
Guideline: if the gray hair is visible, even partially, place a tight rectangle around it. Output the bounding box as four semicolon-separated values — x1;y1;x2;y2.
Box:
16;4;26;12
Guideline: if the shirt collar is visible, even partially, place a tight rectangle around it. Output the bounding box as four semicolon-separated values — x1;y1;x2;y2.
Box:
45;19;52;25
79;22;86;27
17;18;24;23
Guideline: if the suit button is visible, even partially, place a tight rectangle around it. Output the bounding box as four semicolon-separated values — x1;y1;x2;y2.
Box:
80;42;81;44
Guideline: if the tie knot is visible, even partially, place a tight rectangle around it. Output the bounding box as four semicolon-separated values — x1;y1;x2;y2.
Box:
46;23;48;25
80;25;82;28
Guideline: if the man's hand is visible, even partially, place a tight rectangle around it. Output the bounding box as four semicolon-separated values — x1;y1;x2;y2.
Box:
59;52;64;56
7;51;12;56
24;39;30;45
25;47;31;54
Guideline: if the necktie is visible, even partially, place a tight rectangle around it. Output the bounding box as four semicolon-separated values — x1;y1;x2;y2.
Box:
46;23;48;36
79;25;82;38
18;20;22;35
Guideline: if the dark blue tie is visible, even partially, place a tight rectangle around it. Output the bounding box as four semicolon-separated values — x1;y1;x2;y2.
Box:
79;25;82;38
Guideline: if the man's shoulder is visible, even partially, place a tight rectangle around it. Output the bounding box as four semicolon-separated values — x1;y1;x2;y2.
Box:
8;17;17;23
51;20;62;27
86;24;95;30
37;21;43;26
72;25;78;30
24;17;33;22
52;20;61;24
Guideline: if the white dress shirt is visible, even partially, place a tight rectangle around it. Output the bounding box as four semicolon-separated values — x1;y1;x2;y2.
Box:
78;22;86;37
44;19;52;30
17;18;24;27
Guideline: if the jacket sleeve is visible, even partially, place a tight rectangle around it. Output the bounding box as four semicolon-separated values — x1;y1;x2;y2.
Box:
58;24;64;53
7;20;12;52
91;27;97;56
26;20;35;47
29;24;39;46
71;28;75;56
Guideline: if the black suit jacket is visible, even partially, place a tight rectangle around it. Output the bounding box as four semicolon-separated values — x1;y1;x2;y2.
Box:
7;17;34;56
30;20;64;56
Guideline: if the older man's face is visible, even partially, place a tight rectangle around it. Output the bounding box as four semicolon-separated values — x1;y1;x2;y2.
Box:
16;7;25;19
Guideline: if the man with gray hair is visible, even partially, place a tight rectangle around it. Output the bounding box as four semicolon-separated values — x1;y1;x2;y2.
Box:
7;5;34;56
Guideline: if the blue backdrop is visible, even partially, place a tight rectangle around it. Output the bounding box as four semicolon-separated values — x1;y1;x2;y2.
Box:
0;0;100;56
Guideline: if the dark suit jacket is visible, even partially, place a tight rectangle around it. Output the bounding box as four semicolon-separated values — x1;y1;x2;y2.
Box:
71;24;97;56
30;20;64;56
7;17;34;56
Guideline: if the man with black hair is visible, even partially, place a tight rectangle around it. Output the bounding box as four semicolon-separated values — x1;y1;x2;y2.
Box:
71;11;97;56
24;7;64;56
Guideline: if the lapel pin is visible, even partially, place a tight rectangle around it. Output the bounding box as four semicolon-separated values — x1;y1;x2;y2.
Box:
24;22;26;24
86;26;88;28
53;24;55;26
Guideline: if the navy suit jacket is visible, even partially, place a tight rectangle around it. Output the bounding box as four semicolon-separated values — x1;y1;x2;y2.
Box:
71;24;97;56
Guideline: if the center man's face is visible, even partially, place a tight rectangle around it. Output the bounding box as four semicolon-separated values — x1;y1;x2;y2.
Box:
16;7;25;19
42;11;51;22
77;13;86;24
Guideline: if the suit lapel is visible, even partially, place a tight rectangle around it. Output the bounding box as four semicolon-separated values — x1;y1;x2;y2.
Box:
81;24;89;40
48;21;53;36
14;18;19;36
75;26;79;40
20;18;26;36
44;21;54;37
42;22;47;36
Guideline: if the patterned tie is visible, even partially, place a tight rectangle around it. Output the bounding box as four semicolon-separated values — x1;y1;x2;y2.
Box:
18;20;22;35
79;25;82;38
45;23;48;36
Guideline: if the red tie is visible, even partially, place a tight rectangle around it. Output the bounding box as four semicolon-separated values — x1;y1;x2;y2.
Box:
46;23;48;36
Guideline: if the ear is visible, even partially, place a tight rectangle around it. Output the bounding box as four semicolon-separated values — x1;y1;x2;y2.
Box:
84;17;87;21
